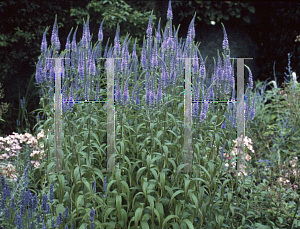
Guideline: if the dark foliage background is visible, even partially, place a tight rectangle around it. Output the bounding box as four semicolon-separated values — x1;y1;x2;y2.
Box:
0;0;299;138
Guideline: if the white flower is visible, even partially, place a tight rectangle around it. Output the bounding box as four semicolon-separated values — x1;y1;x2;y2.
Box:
239;164;246;169
211;21;216;25
292;72;298;85
245;154;251;161
292;169;298;176
238;171;247;176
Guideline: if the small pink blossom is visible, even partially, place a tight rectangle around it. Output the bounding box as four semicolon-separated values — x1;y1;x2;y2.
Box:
245;154;251;161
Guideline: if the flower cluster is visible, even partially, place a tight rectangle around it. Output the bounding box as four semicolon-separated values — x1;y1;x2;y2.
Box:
209;136;255;177
277;157;299;190
0;131;48;169
0;162;19;182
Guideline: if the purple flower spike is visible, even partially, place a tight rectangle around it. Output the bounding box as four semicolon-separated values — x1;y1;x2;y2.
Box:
103;40;109;58
42;193;50;214
135;87;140;109
141;41;147;69
35;60;43;84
151;40;158;69
89;207;95;222
72;26;78;52
209;83;214;100
57;212;63;225
55;31;60;52
14;211;22;229
85;17;91;42
85;79;90;101
49;184;54;204
65;28;73;51
89;53;96;75
146;13;153;38
98;19;104;42
150;80;156;106
5;207;9;220
95;81;100;101
78;60;84;81
156;19;161;43
115;79;122;104
250;97;256;120
69;83;75;110
145;83;150;105
11;198;15;211
114;25;121;56
132;39;137;60
189;14;196;39
51;15;58;45
193;50;198;73
65;206;69;220
193;85;200;120
82;21;88;47
122;77;130;106
41;27;49;53
157;73;163;104
167;0;173;20
199;60;206;82
221;22;229;54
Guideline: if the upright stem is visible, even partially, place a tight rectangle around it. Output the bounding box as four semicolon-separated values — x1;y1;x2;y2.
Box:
87;104;92;187
66;112;86;209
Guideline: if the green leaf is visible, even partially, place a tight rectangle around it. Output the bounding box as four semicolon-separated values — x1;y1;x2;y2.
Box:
56;204;65;216
229;11;235;16
248;6;255;13
216;14;223;22
253;223;272;229
240;2;249;8
243;16;250;23
182;218;194;229
162;215;180;228
10;38;18;43
76;194;84;208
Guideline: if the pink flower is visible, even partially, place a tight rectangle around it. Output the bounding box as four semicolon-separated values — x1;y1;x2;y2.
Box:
245;154;251;161
292;169;298;176
2;154;9;159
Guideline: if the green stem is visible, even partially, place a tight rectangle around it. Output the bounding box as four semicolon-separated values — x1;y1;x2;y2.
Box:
87;104;92;195
122;104;125;172
66;110;86;209
290;198;300;228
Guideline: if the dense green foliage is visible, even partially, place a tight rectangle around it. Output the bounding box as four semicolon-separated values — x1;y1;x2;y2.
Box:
1;0;300;141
